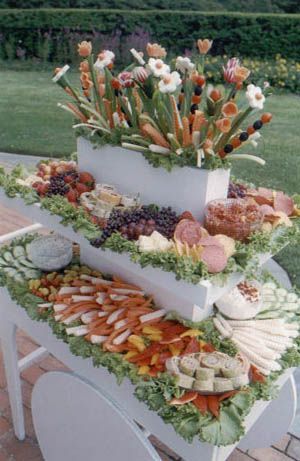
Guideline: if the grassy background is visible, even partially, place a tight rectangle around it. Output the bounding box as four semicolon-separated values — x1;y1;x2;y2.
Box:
0;69;299;286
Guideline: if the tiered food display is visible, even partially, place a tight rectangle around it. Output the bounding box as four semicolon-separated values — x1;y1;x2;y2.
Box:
1;233;300;447
0;160;299;285
0;37;299;450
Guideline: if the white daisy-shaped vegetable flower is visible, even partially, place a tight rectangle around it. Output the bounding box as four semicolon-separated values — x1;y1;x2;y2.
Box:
147;58;170;78
158;72;182;94
175;56;195;73
52;65;70;83
94;50;115;72
246;84;265;110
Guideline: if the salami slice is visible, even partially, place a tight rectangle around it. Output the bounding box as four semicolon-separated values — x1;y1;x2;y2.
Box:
179;211;197;222
174;219;206;246
201;245;228;273
273;192;294;216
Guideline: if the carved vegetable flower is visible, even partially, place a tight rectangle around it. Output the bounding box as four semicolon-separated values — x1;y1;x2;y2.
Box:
222;101;238;117
118;71;134;88
197;39;213;55
146;43;167;59
175;56;195;73
215;118;231;133
246;84;265;110
234;66;250;83
148;58;170;78
77;41;92;57
94;50;115;72
132;66;149;83
79;60;89;73
158;72;182;94
223;58;240;83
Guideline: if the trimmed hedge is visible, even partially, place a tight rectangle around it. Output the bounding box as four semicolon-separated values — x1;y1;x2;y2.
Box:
0;9;300;62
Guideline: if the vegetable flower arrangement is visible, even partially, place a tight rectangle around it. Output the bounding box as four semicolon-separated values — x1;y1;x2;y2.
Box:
53;39;273;170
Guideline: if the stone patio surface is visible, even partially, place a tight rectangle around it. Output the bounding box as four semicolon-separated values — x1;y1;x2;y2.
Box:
0;153;300;460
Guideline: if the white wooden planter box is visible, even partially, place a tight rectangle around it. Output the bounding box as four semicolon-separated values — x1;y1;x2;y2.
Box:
0;191;275;322
77;137;230;221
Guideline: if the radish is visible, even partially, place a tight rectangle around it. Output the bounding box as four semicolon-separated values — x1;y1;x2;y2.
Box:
37;303;53;309
114;319;129;330
58;287;79;295
79;286;97;294
140;309;166;324
96;293;106;305
113;329;132;345
90;335;108;344
107;308;125;325
81;312;98;324
66;326;89;336
71;295;95;302
110;294;128;301
53;303;68;313
91;277;113;285
98;311;109;318
63;312;84;325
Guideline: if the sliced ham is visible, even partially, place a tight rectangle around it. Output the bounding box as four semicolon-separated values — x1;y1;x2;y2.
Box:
273;192;294;216
201;245;228;273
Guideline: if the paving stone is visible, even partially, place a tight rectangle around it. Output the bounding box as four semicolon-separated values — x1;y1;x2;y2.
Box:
21;365;45;386
0;448;12;461
1;435;43;461
273;434;291;452
227;449;254;461
248;446;293;461
39;355;68;372
0;417;10;437
21;380;33;409
0;350;7;389
0;389;10;412
287;437;300;460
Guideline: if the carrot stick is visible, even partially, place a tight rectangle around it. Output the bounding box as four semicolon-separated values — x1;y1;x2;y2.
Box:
141;123;170;149
193;395;208;414
111;281;141;290
218;390;239;402
207;395;220;418
182;116;192;147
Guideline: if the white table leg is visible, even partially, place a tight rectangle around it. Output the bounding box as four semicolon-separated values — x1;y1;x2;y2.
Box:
0;320;25;440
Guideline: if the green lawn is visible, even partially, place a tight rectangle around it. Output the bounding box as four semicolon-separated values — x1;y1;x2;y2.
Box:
0;70;76;158
0;70;299;286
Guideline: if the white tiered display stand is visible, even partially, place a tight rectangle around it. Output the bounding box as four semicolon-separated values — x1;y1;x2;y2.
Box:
0;142;297;461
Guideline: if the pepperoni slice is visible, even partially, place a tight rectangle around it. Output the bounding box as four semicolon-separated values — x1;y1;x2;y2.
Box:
273;192;294;216
201;245;228;273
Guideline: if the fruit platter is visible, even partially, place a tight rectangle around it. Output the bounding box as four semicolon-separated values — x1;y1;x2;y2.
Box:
0;232;300;448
